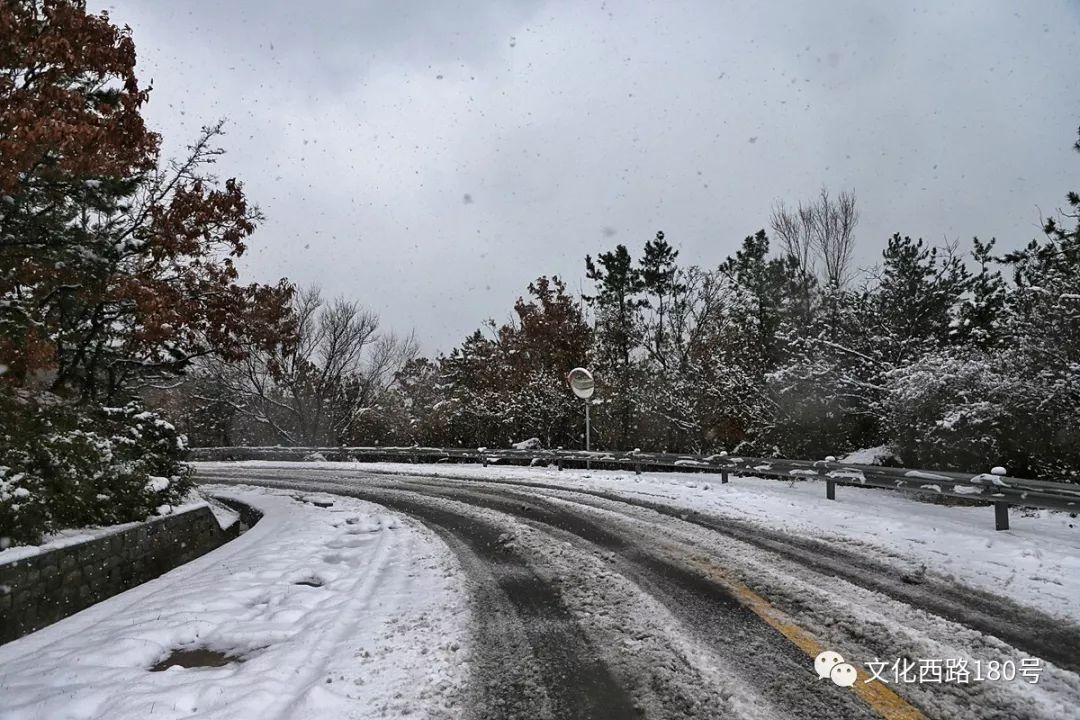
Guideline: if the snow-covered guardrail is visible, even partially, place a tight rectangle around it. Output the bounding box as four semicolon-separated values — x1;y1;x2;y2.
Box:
188;446;1080;531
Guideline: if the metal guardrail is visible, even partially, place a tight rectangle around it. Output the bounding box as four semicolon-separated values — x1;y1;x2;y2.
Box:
188;445;1080;531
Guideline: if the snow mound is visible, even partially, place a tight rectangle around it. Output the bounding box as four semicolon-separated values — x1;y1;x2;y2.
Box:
511;437;542;450
840;445;897;465
300;493;335;507
341;514;400;533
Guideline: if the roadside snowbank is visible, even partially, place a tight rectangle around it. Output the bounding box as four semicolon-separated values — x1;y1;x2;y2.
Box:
196;460;1080;624
0;485;470;720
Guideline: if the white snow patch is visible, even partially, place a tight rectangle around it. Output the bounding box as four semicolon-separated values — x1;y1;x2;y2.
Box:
840;445;896;465
971;473;1012;487
953;485;984;496
905;470;952;481
205;498;240;529
827;468;867;484
145;475;170;492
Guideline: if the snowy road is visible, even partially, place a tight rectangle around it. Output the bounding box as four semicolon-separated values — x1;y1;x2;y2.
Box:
191;462;1080;720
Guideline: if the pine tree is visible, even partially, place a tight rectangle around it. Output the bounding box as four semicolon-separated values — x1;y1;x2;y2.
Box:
873;234;972;365
585;244;646;368
639;231;686;367
956;238;1007;349
717;230;795;372
585;244;646;447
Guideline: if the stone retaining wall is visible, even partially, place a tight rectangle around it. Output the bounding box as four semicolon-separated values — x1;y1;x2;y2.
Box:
0;500;259;645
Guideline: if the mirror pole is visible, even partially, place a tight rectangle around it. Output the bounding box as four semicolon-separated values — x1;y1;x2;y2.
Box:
585;400;591;470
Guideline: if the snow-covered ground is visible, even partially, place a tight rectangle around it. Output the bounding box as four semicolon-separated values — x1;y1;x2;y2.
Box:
0;486;470;720
200;460;1080;624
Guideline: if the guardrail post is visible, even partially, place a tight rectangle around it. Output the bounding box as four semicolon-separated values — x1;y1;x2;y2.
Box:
823;456;837;500
989;466;1010;530
719;451;730;483
557;447;563;471
995;502;1010;531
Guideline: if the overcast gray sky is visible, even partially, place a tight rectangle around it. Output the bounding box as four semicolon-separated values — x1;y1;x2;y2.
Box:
100;0;1080;353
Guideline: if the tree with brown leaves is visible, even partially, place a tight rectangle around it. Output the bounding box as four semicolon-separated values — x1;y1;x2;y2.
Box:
0;1;293;400
0;0;294;543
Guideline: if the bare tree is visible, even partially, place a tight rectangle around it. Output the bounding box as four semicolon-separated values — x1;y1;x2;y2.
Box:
770;187;860;288
770;200;816;275
196;286;417;446
815;188;859;288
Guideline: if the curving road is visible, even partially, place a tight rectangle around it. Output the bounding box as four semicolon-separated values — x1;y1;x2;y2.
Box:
194;464;1080;720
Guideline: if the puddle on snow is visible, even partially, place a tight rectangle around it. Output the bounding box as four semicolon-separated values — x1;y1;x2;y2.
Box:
150;648;245;671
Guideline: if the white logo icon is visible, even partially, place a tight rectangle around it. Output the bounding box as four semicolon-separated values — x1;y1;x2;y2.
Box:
815;650;845;679
831;662;858;687
816;650;857;687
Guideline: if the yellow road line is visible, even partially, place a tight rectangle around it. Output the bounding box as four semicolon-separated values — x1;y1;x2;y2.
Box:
683;555;926;720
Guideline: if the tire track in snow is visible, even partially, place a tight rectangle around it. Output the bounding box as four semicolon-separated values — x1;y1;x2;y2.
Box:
198;470;876;718
202;476;637;720
195;466;1080;720
266;498;398;720
319;465;1080;676
382;480;883;720
443;476;1080;674
362;494;637;720
386;476;1080;720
